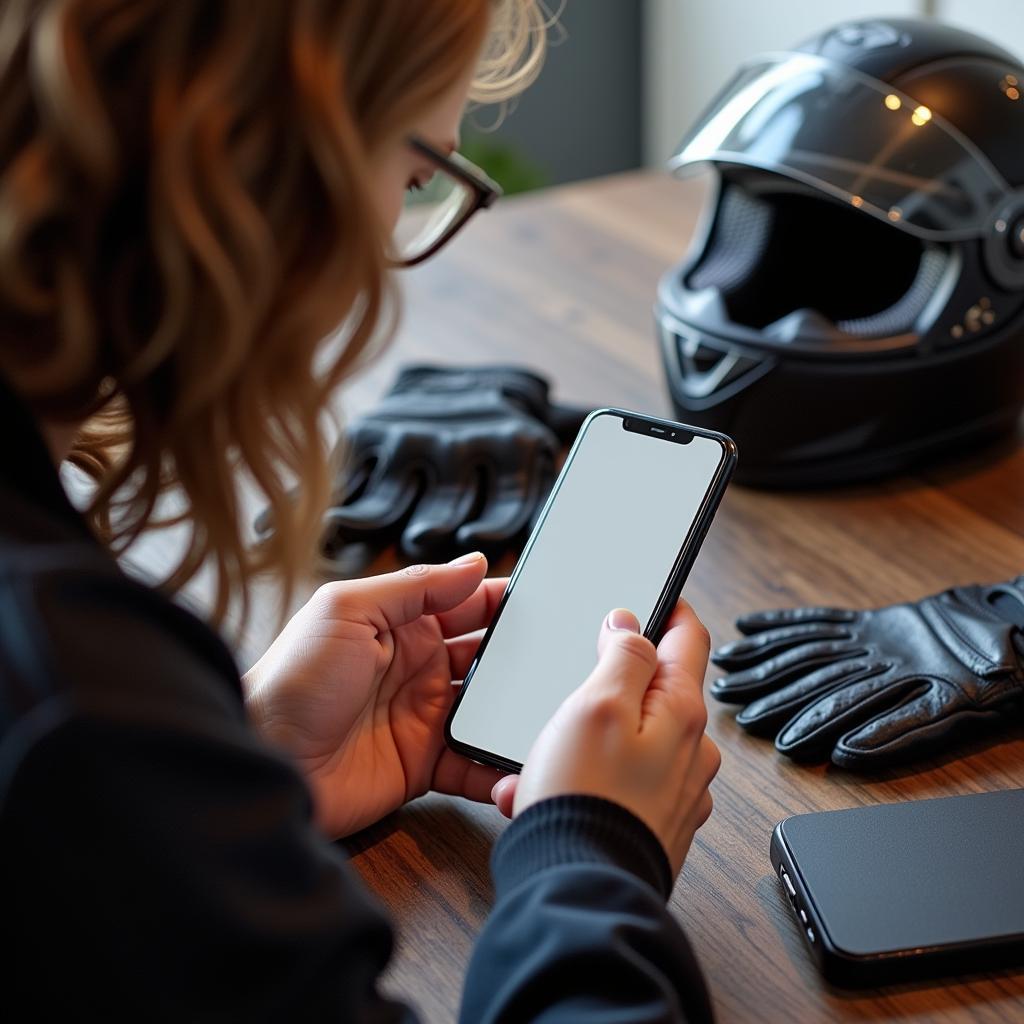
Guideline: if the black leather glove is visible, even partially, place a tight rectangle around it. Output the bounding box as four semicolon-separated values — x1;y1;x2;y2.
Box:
256;364;588;564
710;578;1024;769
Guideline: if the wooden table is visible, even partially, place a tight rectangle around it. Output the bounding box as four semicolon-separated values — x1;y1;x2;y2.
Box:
265;171;1024;1021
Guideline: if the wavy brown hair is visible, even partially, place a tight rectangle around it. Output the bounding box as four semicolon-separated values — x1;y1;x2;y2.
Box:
0;0;546;625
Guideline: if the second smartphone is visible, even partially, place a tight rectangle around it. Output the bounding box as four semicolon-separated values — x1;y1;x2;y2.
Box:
444;408;736;773
771;790;1024;986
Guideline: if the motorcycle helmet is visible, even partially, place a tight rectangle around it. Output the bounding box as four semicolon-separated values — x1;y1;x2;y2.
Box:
656;18;1024;485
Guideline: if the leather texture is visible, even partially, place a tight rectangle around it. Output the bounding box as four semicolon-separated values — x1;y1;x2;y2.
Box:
711;578;1024;768
256;365;588;564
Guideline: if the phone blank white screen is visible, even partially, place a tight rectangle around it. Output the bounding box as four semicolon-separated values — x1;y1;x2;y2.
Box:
448;412;726;766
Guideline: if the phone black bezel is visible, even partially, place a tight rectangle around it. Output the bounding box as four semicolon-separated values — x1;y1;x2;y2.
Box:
443;407;738;774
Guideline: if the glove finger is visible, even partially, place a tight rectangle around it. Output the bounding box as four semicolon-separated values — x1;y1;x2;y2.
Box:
710;640;868;704
830;683;984;769
400;475;484;561
733;659;882;735
254;457;371;541
457;452;554;549
331;454;376;506
253;505;273;540
526;452;557;533
736;607;857;636
712;622;854;670
253;486;296;540
547;402;590;445
322;468;422;537
771;665;908;758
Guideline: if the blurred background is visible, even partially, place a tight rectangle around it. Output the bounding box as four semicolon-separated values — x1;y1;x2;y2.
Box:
474;0;1024;193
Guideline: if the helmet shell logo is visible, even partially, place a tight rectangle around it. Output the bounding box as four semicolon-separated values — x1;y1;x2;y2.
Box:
831;22;910;52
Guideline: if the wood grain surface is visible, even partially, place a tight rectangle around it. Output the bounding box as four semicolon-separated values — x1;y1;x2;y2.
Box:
170;171;1024;1022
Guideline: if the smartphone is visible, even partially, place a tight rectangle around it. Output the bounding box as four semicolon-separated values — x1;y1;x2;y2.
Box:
770;789;1024;987
444;407;736;772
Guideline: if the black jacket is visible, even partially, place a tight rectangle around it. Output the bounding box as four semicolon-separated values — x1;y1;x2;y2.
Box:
0;376;713;1022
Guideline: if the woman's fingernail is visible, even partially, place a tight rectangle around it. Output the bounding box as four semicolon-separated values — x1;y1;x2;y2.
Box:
449;551;484;566
607;608;640;633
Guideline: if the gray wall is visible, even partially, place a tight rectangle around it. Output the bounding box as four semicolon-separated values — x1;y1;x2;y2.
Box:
467;0;643;189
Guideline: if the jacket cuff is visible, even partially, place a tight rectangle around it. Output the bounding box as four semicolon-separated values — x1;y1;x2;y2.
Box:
491;795;674;901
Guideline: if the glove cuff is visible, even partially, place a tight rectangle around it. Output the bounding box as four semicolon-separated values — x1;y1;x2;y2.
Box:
391;364;552;422
388;365;594;445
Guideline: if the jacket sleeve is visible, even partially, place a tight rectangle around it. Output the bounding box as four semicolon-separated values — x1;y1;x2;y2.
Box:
460;796;715;1024
1;565;418;1024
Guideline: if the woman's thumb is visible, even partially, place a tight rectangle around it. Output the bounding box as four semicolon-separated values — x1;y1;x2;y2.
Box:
586;608;656;699
341;552;487;628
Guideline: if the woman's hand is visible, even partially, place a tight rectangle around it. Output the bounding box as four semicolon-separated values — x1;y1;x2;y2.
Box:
242;553;507;839
492;602;720;875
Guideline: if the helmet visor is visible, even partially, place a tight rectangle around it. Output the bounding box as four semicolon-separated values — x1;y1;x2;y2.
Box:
670;53;1010;240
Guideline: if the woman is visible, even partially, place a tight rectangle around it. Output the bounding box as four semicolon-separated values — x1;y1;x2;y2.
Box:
0;1;720;1020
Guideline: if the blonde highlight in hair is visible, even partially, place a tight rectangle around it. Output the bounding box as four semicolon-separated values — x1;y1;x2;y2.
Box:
0;0;547;628
475;0;554;104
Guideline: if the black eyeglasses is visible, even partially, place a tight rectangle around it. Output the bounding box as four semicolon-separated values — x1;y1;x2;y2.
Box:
392;136;503;267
